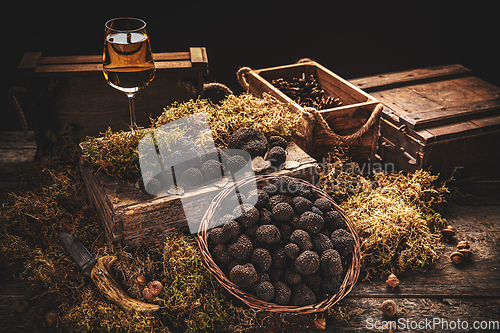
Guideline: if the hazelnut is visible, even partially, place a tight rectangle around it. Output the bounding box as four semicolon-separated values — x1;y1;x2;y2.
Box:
14;300;30;314
135;274;148;286
34;306;47;319
457;241;470;250
45;311;58;326
381;299;397;317
314;317;326;330
458;248;472;260
441;226;456;240
142;287;153;301
147;280;163;297
450;251;464;265
385;273;400;288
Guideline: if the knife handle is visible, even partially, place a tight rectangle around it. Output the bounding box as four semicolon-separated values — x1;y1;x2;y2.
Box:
90;255;160;312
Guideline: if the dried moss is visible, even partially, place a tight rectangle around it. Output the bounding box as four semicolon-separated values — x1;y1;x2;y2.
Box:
80;93;299;182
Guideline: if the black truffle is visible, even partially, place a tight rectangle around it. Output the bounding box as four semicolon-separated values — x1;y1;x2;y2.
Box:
284;268;302;286
180;167;203;186
201;159;225;180
291;284;317;306
297;211;324;234
266;194;291;211
320;249;343;276
330;229;355;258
324;210;347;232
314;198;333;214
256;281;275;302
294;250;320;275
266;146;286;167
226;155;248;174
274;176;298;196
212;244;233;265
276;222;292;246
303;273;322;294
272;202;294;222
230;263;258;288
272;281;291;305
320;274;342;297
204;147;229;165
233;204;260;228
269;135;288;150
246;189;269;209
228;234;254;261
271;248;288;269
291;196;313;215
207;227;225;246
290;229;313;251
228;128;268;159
251;248;272;272
221;220;241;241
145;177;161;195
313;233;334;254
258;208;273;225
255;224;281;244
173;137;195;151
284;242;301;260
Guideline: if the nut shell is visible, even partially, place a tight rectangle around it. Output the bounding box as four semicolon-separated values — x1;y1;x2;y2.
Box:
450;251;464;265
14;300;30;314
458;248;472;260
381;299;397;316
385;273;400;288
135;274;148;286
147;280;163;297
441;227;456;239
45;311;58;326
314;317;326;330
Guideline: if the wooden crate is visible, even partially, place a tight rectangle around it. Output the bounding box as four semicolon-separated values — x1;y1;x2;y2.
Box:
80;141;317;249
243;61;380;163
18;48;208;154
349;64;500;180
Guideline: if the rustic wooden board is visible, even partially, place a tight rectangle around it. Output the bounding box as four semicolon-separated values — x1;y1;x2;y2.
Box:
350;65;500;180
81;141;318;249
349;205;500;298
18;48;208;153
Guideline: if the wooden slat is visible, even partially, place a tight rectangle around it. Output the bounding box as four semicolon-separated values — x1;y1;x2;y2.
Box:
189;47;208;64
349;64;473;92
349;205;500;298
399;98;500;129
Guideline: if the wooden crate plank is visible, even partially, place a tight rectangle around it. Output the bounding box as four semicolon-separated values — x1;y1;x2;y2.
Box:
349;205;500;298
349;64;473;92
331;298;500;332
399;97;500;129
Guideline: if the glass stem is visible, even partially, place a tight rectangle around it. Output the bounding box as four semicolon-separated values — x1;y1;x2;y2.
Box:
127;93;137;131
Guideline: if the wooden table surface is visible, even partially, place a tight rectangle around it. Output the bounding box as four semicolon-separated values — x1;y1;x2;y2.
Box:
1;131;499;332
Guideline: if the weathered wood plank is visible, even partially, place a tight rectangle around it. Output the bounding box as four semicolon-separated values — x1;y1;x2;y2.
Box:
349;64;473;92
328;297;500;332
348;205;500;298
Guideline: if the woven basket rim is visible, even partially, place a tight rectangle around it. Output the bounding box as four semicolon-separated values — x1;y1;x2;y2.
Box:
197;175;361;314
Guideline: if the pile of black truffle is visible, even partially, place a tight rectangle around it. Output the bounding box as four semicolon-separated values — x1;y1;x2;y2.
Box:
143;127;289;195
207;175;354;306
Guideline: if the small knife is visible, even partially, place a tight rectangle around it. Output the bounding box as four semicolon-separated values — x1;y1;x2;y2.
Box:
58;232;160;312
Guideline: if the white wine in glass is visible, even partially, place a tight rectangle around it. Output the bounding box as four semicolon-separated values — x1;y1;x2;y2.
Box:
103;17;155;130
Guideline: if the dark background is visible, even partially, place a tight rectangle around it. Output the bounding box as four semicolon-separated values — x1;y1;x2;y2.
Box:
3;0;499;133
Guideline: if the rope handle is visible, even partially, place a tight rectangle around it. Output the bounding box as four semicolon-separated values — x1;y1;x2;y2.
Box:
304;104;383;145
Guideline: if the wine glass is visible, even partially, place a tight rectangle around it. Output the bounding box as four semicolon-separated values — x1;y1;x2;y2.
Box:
103;17;155;131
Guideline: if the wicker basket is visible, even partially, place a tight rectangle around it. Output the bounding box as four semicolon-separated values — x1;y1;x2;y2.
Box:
197;175;361;314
